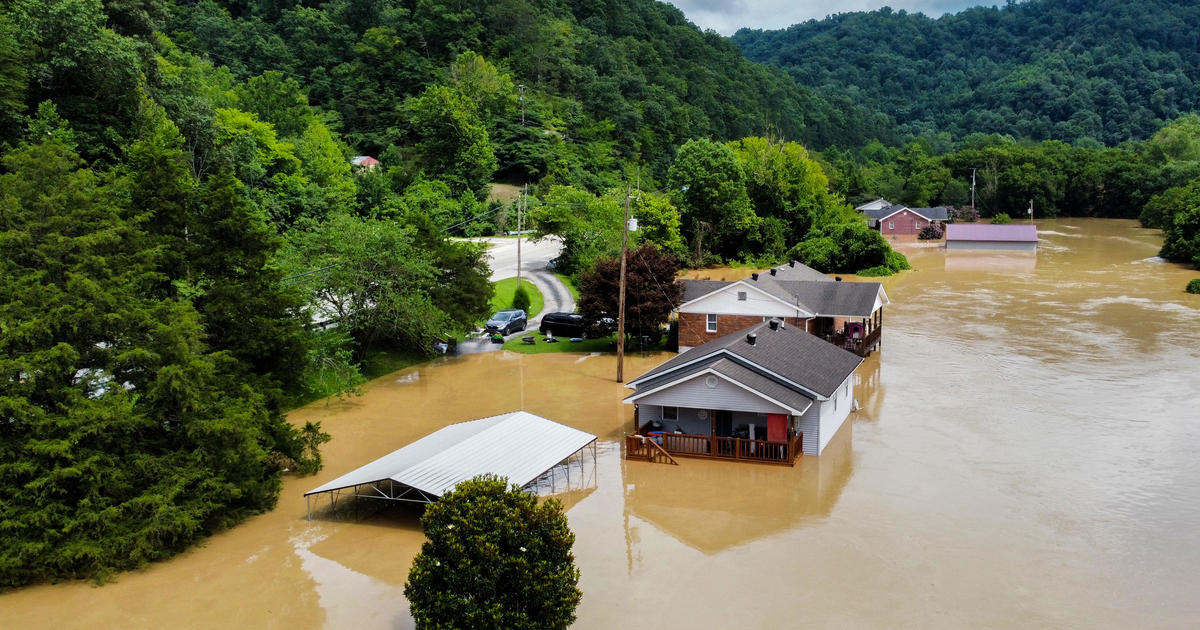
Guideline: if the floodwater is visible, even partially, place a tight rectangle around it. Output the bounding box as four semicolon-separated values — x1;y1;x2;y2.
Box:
4;219;1200;628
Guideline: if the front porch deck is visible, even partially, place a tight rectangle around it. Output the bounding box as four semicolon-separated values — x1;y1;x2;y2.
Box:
627;422;804;466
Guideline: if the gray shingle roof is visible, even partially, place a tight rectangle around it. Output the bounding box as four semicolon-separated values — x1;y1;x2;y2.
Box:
755;279;881;317
679;279;732;303
629;320;862;399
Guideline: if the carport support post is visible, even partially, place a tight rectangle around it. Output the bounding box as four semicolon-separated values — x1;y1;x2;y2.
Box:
617;182;630;383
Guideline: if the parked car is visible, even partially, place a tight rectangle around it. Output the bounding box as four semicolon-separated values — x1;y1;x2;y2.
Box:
484;309;527;336
539;312;587;337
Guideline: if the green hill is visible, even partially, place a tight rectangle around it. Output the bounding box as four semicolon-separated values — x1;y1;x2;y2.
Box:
733;0;1200;146
167;0;893;180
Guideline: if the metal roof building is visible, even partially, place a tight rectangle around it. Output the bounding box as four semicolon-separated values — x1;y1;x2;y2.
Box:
305;411;597;514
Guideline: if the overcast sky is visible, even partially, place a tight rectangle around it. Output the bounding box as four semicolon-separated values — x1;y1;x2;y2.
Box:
667;1;984;35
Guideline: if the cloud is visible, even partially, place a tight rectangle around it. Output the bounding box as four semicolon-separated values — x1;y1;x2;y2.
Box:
667;0;982;35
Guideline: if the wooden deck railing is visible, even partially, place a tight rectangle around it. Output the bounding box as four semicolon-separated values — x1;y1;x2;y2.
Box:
629;426;803;465
827;326;882;357
625;434;679;465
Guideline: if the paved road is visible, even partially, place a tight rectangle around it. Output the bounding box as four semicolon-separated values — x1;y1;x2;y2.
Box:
456;236;576;355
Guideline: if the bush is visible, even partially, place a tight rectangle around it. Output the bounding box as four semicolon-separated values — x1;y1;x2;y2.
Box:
885;249;911;271
991;212;1012;224
1187;278;1200;294
405;475;582;630
511;283;532;312
918;224;944;240
856;265;894;277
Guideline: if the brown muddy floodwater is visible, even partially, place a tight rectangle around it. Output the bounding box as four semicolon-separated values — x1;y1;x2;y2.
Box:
4;219;1200;629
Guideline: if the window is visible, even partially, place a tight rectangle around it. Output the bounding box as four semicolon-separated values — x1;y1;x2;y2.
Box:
888;221;895;230
706;314;717;332
915;221;923;229
662;406;678;421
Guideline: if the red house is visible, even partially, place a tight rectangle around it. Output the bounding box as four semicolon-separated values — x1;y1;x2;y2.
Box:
862;204;949;236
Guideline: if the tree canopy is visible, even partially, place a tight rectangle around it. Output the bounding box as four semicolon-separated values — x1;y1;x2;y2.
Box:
405;475;582;630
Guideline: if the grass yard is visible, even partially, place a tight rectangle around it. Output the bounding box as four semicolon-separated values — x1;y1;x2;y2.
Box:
490;277;544;318
501;335;616;354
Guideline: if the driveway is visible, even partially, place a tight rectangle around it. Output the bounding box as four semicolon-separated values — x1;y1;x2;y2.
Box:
456;236;576;355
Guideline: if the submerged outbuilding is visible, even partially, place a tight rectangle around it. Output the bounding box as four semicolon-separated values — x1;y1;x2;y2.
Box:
946;223;1038;250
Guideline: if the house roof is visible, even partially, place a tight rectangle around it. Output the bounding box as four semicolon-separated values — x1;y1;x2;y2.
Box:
680;279;732;302
678;262;885;318
758;279;882;317
628;320;862;399
855;197;893;211
867;204;950;223
630;356;815;415
351;155;380;167
946;223;1038;242
305;411;596;498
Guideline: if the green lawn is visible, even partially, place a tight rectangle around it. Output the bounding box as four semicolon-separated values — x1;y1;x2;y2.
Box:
501;333;670;354
501;335;616;354
490;277;545;318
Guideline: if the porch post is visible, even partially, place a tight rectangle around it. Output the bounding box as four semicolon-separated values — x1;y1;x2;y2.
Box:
710;411;716;455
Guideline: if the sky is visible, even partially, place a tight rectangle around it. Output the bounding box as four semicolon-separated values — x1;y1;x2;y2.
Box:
666;0;984;35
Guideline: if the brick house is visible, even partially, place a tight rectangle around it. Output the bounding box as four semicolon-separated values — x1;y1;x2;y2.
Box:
862;204;949;236
675;261;888;355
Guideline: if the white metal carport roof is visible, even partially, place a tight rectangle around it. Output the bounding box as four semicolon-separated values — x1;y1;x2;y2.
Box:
305;411;597;501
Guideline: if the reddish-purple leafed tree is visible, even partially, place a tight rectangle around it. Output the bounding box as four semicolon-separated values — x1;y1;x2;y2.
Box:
579;243;684;344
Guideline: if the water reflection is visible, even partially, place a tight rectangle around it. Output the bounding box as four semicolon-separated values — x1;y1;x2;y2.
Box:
621;425;854;556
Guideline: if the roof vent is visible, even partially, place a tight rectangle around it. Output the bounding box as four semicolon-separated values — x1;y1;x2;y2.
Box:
835;276;843;282
769;268;777;276
751;273;759;281
746;333;757;345
789;260;796;268
737;291;747;301
768;319;780;331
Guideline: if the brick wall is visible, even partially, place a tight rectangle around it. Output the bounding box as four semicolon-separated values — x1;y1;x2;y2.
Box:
678;312;810;349
880;209;930;236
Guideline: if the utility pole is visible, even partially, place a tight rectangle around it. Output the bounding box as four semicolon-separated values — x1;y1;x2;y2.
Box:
517;184;525;288
616;182;631;383
970;167;977;213
518;84;526;126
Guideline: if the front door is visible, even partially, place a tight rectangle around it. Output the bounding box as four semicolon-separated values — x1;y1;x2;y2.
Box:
715;410;733;437
767;414;788;442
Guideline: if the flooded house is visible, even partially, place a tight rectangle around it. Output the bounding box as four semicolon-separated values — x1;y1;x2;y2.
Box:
945;223;1038;250
861;203;950;236
675;261;888;356
624;319;862;462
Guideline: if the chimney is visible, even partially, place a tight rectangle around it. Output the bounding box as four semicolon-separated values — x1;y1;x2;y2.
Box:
835;276;843;282
768;320;780;331
751;273;759;281
789;260;796;268
746;333;757;345
769;268;777;276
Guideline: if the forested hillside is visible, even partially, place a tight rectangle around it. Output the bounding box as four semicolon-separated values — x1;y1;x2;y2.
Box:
167;0;892;182
734;0;1200;146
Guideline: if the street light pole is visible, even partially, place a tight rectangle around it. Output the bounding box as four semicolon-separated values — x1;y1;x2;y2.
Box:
617;182;631;383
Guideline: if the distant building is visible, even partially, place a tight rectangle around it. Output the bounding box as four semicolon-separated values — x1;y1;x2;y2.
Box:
945;224;1038;250
351;155;381;170
855;197;893;212
863;204;949;236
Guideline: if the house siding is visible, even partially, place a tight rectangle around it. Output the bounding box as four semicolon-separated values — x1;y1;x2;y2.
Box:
634;374;791;416
791;374;854;455
946;240;1037;251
